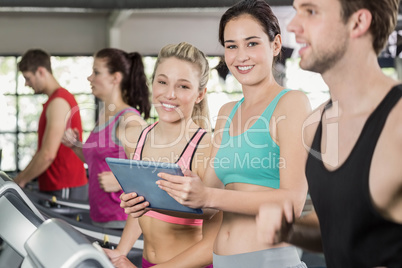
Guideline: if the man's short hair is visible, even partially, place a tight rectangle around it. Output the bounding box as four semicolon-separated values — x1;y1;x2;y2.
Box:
18;49;52;74
338;0;399;55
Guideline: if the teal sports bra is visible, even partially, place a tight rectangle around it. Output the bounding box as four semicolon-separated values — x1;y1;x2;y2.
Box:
214;89;290;188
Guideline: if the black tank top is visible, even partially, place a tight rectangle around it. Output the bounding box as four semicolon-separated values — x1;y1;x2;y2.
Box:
306;85;402;268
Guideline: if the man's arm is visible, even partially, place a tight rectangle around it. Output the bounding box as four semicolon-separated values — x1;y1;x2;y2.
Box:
14;98;71;187
287;210;322;252
257;202;323;252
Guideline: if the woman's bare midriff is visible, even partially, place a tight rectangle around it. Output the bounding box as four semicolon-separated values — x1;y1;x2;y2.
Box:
139;215;203;264
214;183;288;256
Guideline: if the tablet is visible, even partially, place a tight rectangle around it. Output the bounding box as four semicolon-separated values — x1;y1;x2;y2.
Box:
105;157;202;214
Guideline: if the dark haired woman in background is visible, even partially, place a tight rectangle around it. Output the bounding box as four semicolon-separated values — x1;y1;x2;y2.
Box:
62;48;150;228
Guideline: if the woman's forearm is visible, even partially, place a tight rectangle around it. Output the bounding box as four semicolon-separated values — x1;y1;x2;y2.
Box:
72;146;86;163
116;217;142;256
206;187;306;216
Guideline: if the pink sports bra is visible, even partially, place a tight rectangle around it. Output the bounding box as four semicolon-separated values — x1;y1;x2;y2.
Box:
134;122;206;226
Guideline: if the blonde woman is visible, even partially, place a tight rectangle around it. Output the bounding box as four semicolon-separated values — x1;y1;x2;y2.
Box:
105;42;221;268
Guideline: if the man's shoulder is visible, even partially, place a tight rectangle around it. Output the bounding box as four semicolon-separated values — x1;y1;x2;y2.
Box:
46;88;75;116
52;87;74;98
49;87;77;107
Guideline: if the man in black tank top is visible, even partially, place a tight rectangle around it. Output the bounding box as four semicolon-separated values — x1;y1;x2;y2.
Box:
256;0;402;267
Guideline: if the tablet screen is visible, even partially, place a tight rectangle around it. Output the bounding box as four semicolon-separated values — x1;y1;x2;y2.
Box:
105;158;202;214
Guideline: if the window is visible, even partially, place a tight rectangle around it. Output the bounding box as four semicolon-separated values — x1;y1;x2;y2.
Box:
0;56;95;173
2;54;357;174
0;55;237;173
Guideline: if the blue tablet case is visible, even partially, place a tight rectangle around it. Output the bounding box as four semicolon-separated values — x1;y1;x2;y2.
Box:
105;157;202;214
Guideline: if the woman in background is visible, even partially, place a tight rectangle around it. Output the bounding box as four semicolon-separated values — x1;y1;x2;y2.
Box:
62;48;150;229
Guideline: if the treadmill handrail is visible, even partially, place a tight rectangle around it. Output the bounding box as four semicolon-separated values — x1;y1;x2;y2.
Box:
0;172;46;222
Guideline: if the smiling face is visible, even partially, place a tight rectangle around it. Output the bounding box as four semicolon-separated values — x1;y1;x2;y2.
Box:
87;57;117;100
152;57;203;124
288;0;349;74
223;14;281;88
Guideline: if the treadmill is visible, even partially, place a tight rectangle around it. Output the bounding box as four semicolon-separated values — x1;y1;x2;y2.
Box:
23;181;143;266
21;218;114;268
0;172;117;267
0;171;45;267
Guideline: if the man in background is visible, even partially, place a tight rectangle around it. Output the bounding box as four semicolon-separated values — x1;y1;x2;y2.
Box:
14;49;88;200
